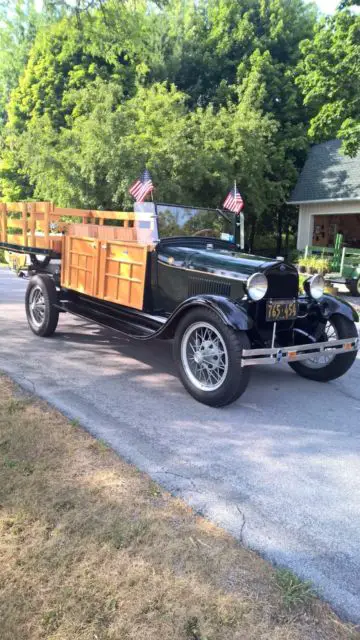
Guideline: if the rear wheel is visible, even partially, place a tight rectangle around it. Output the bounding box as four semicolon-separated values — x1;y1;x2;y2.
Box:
25;274;59;337
348;277;360;297
173;308;251;407
289;314;358;382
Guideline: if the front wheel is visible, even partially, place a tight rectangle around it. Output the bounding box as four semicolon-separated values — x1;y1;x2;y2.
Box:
25;274;59;337
348;277;360;297
173;308;251;407
289;314;358;382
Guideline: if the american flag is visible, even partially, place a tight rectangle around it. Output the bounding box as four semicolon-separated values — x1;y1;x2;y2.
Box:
129;169;154;202
223;183;244;214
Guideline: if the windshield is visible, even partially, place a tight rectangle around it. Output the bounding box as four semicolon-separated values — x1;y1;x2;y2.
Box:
155;203;235;242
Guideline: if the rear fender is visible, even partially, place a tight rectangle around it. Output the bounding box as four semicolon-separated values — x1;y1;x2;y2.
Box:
160;295;252;338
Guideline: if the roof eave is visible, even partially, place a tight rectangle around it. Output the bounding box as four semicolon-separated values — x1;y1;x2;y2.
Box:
287;197;360;206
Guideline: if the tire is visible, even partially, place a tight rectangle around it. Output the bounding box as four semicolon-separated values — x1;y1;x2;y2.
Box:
25;274;59;337
173;308;251;407
289;314;358;382
348;277;360;297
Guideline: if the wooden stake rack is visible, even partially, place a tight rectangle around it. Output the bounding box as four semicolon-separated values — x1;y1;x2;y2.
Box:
0;201;155;255
0;201;156;310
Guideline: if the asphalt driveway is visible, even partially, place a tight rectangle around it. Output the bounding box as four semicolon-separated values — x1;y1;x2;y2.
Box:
1;266;360;622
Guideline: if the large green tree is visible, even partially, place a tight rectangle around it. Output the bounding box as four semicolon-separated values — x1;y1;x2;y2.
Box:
0;0;39;124
0;0;321;252
297;7;360;156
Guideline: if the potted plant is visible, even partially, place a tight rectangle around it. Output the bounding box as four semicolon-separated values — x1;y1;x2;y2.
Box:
298;257;307;273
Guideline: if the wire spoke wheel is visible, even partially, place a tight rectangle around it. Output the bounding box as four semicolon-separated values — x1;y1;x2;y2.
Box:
181;321;229;391
29;286;46;327
304;320;338;369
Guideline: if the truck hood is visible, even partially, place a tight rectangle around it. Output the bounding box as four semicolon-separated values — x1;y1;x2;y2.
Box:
157;242;280;281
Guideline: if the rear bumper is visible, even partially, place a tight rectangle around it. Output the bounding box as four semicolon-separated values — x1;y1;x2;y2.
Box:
241;337;359;367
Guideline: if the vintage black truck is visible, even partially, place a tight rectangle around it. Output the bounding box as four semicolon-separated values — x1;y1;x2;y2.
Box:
1;200;358;406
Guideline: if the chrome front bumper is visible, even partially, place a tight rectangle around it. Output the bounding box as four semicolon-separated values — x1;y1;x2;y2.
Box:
241;337;359;367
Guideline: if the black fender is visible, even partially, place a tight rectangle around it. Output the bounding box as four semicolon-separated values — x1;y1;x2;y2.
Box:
159;295;252;339
318;294;359;323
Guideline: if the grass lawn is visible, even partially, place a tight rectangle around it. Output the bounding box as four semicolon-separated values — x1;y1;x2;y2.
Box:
0;375;359;640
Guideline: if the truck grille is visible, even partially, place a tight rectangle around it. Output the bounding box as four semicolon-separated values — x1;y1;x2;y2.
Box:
264;263;298;299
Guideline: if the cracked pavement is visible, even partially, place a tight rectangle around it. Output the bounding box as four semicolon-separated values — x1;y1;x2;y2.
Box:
1;266;360;622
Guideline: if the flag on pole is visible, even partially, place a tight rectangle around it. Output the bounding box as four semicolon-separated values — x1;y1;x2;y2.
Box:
129;169;154;202
223;182;244;214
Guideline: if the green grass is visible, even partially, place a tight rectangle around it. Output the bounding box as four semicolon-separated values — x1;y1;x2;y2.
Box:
275;569;314;611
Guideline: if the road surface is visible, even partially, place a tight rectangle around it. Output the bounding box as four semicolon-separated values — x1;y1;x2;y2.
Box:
1;266;360;622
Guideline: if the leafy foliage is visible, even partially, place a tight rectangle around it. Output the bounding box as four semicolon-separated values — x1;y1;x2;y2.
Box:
297;8;360;155
0;0;357;250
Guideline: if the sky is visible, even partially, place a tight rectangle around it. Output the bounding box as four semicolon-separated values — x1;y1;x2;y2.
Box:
314;0;339;12
33;0;340;14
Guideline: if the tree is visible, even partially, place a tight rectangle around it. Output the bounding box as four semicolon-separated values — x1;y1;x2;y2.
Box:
297;8;360;156
145;0;317;249
0;0;320;255
0;0;39;124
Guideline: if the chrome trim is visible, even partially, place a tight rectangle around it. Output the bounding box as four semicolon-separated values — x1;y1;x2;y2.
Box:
158;258;248;281
241;337;359;367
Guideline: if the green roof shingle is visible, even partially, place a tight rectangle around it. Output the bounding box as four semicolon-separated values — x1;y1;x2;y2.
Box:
289;140;360;203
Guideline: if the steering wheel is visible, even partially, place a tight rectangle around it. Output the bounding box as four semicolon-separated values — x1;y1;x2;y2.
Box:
192;228;214;237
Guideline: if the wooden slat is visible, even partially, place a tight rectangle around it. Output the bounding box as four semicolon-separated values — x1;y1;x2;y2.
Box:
44;201;50;248
53;207;136;222
22;202;28;247
5;203;23;213
0;203;7;242
29;202;36;247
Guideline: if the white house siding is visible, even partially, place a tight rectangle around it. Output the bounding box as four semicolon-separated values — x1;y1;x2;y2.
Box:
297;200;360;249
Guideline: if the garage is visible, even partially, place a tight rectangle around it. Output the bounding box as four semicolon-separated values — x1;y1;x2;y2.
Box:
289;139;360;250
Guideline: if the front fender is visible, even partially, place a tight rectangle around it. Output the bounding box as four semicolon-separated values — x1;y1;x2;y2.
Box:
159;295;252;338
320;294;359;323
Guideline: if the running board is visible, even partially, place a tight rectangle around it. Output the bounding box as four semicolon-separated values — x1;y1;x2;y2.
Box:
58;300;164;339
242;337;359;366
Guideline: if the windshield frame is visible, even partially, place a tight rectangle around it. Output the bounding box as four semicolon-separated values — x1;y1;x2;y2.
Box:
153;201;237;245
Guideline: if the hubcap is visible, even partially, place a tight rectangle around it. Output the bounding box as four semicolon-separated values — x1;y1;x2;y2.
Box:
304;321;338;369
181;322;229;391
29;286;45;327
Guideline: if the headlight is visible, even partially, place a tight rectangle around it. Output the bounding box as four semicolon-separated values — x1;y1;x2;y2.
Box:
306;274;325;300
247;272;268;301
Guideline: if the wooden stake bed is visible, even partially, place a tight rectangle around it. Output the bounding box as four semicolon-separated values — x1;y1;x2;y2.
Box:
0;201;156;311
62;236;149;310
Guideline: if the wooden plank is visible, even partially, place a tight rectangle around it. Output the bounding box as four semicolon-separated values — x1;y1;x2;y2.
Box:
97;242;107;299
0;203;7;242
44;201;50;248
5;203;22;213
53;207;136;222
34;202;51;214
22;202;28;247
61;236;71;288
28;202;36;247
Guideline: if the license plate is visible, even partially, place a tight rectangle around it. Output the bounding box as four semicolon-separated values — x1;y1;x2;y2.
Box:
266;299;298;322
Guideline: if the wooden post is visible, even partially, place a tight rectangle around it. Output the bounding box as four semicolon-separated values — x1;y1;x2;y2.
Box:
44;201;50;249
0;203;7;243
29;202;36;248
22;202;28;247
